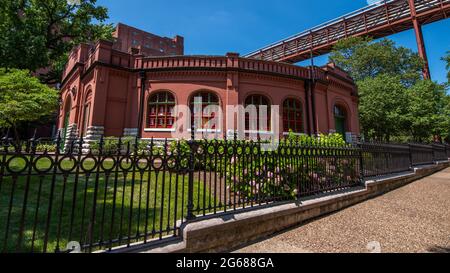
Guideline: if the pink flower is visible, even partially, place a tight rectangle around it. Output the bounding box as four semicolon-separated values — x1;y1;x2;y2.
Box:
274;177;281;186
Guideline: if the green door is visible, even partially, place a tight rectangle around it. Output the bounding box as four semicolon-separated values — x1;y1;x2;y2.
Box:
334;105;346;137
335;116;345;136
61;108;70;151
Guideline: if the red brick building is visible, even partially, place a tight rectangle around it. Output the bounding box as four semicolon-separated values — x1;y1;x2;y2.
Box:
112;23;184;57
58;24;359;147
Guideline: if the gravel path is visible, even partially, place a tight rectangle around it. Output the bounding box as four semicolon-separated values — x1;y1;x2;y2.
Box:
234;168;450;253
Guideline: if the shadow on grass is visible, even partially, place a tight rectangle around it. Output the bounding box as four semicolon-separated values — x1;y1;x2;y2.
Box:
0;167;208;253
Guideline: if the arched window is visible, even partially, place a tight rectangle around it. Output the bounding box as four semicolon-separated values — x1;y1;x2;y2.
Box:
61;96;72;149
189;91;220;129
62;96;72;132
147;91;176;128
82;91;92;137
283;98;303;133
334;105;347;136
245;95;271;131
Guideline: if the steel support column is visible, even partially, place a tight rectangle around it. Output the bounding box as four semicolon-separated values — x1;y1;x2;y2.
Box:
408;0;431;79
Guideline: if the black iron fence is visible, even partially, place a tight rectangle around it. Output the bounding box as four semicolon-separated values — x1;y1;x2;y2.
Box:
0;135;448;253
360;142;449;178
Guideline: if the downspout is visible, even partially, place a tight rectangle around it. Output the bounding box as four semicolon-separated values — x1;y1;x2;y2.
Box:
310;77;318;135
304;81;311;135
137;70;146;139
309;45;318;135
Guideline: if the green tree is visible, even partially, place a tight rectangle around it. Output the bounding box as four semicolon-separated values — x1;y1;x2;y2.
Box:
330;37;423;86
0;0;113;84
330;37;450;142
405;80;450;142
0;69;59;139
357;74;409;141
444;95;450;142
443;51;450;83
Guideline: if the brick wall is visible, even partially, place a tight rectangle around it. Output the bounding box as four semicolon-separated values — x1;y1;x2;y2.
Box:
112;23;184;57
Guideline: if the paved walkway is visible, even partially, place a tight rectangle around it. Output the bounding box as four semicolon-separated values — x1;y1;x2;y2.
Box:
235;168;450;253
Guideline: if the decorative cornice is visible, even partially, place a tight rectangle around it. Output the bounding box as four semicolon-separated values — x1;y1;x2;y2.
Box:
62;56;357;93
60;62;84;88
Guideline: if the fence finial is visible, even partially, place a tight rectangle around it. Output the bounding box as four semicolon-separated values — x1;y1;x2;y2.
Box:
55;130;62;153
31;128;37;140
5;128;10;139
134;135;139;153
78;136;84;155
117;136;122;155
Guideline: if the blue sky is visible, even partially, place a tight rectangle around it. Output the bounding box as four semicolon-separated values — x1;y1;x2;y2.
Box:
97;0;450;84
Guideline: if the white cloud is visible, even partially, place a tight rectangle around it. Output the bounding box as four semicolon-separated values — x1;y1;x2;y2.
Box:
367;0;382;5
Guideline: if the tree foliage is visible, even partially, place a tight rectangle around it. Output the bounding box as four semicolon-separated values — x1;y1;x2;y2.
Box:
357;74;408;141
0;0;113;84
405;80;449;141
443;51;450;84
0;69;59;139
330;37;450;142
330;37;423;86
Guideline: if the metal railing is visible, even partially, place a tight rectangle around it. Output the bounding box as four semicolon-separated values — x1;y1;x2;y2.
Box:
245;0;450;62
360;141;449;178
0;135;448;253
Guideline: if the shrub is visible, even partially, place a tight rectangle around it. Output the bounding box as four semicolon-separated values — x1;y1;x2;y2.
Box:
35;143;57;153
218;133;357;200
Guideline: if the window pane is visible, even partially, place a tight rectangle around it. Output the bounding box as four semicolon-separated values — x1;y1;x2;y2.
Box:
283;98;302;133
148;92;176;128
189;92;220;129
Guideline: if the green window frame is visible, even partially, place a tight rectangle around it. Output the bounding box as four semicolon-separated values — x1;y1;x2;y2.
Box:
147;91;176;129
189;92;220;129
245;95;271;131
283;98;303;133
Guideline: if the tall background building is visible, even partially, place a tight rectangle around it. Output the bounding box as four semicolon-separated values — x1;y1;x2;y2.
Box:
112;23;184;57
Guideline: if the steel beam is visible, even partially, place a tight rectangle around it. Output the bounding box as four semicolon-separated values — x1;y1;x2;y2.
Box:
245;0;450;76
408;0;431;79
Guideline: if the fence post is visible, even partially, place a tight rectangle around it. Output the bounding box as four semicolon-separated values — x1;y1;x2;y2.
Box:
186;137;196;221
431;143;436;163
408;143;413;169
358;142;365;185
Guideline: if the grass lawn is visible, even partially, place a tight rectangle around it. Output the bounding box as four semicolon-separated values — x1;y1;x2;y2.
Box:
0;156;209;253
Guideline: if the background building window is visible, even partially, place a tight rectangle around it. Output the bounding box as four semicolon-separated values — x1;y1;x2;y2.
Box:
147;92;175;129
283;98;303;133
190;92;219;130
245;95;271;131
